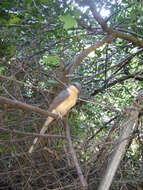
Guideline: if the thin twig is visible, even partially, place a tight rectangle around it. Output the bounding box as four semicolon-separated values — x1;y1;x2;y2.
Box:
0;127;65;139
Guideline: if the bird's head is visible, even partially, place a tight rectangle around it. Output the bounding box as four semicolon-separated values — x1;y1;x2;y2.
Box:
72;82;81;91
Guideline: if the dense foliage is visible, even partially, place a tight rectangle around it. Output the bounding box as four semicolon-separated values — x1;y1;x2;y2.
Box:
0;0;143;189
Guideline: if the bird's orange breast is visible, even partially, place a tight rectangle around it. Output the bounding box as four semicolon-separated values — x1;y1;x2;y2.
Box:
52;85;79;116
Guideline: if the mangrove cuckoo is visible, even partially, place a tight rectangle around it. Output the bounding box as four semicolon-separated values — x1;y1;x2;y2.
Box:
29;82;81;153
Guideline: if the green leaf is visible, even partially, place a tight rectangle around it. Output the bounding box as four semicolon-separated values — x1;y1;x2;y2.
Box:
0;66;5;74
131;11;136;22
9;16;20;24
59;14;77;30
0;146;8;154
0;1;14;9
72;10;81;18
47;79;58;85
43;55;59;66
41;0;49;3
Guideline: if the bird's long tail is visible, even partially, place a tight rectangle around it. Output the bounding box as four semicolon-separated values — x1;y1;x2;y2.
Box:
28;117;54;153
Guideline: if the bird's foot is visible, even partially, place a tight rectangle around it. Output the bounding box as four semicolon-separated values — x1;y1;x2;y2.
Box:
57;112;63;120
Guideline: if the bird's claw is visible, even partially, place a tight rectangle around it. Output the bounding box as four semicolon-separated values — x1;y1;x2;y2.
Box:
57;112;62;120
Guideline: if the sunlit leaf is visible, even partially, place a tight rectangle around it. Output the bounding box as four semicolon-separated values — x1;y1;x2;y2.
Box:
59;14;77;30
9;16;20;24
43;55;59;66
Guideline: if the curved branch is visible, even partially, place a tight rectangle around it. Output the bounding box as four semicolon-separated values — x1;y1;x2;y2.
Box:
68;34;115;74
66;1;143;75
68;1;143;75
87;0;143;48
113;30;143;47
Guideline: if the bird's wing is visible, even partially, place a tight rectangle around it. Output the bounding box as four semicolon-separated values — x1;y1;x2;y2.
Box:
48;88;69;112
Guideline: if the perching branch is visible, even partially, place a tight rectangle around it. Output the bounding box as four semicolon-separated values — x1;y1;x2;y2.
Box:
0;96;58;118
64;119;88;190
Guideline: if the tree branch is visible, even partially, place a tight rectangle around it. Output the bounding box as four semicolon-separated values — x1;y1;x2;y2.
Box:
64;119;88;190
98;90;143;190
0;127;65;139
68;34;115;74
87;0;143;48
114;30;143;47
87;0;111;33
0;96;58;118
91;72;142;96
67;1;143;75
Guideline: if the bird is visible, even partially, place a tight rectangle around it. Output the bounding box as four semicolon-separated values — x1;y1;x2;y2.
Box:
28;82;81;153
